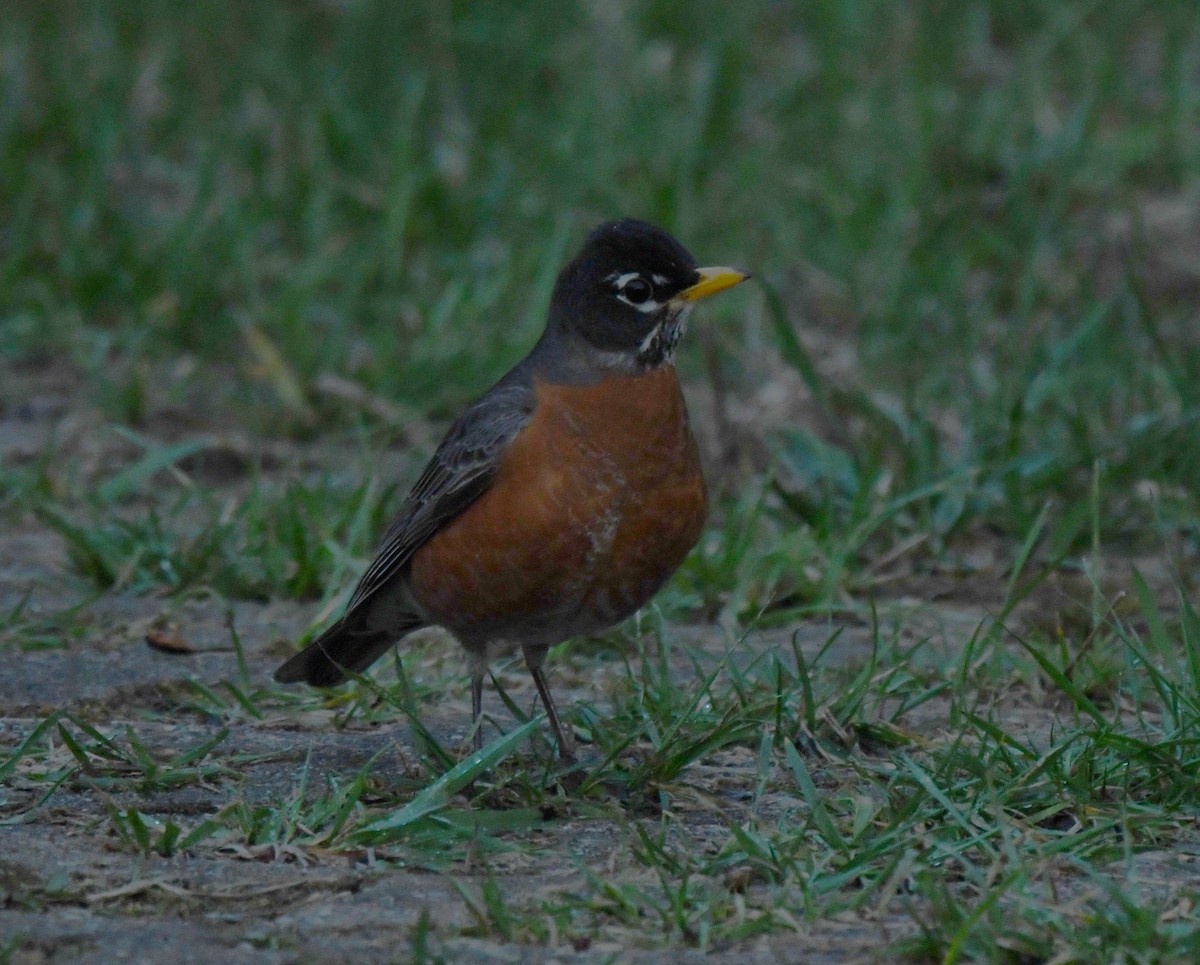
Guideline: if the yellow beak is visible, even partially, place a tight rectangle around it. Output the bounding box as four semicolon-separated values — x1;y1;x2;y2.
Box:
675;266;752;303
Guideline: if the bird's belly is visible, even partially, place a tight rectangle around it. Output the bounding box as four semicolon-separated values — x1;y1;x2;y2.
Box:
407;367;707;645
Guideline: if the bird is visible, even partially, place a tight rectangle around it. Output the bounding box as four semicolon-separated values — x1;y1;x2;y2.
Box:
274;219;749;760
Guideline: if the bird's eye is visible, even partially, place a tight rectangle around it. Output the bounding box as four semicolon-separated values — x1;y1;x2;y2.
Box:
622;277;654;304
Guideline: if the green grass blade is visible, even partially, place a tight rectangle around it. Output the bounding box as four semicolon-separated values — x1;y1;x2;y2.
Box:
356;718;540;836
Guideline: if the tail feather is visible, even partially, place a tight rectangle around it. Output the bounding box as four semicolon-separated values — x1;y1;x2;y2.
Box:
274;617;422;687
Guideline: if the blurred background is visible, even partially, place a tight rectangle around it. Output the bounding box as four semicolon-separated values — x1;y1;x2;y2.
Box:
3;0;1199;617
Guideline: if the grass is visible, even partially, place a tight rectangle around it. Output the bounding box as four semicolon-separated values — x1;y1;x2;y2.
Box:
9;573;1199;955
3;0;1200;960
34;472;398;600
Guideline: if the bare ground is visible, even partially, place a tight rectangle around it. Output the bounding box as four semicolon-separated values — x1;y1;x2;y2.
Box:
2;362;1198;964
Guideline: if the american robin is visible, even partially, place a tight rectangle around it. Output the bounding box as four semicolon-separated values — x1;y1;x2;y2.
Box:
274;219;749;760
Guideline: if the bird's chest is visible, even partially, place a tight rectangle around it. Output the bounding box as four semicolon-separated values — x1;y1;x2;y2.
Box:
409;367;707;642
531;369;707;570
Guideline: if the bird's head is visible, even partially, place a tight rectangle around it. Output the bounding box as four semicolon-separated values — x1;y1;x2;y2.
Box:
547;219;749;372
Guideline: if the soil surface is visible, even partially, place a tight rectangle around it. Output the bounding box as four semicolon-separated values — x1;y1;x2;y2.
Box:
2;362;1198;964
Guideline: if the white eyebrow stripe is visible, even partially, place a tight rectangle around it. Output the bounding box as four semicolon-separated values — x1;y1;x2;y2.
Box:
614;272;641;288
652;274;669;286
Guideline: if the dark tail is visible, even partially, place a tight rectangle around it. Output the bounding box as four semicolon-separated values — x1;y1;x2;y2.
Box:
274;616;422;687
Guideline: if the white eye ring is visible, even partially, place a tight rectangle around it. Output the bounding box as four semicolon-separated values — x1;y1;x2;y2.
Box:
610;272;660;313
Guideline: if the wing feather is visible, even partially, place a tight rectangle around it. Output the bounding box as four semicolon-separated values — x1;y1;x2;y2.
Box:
342;379;535;616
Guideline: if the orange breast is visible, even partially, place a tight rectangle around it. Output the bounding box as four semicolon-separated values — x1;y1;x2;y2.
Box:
408;366;707;645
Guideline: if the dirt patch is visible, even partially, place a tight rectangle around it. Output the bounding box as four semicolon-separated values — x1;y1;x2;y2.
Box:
3;360;1199;963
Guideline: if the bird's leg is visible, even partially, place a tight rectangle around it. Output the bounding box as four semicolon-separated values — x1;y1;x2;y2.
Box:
470;661;485;755
523;645;576;762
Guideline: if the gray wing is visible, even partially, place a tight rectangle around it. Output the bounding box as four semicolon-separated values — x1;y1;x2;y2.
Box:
341;378;536;617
